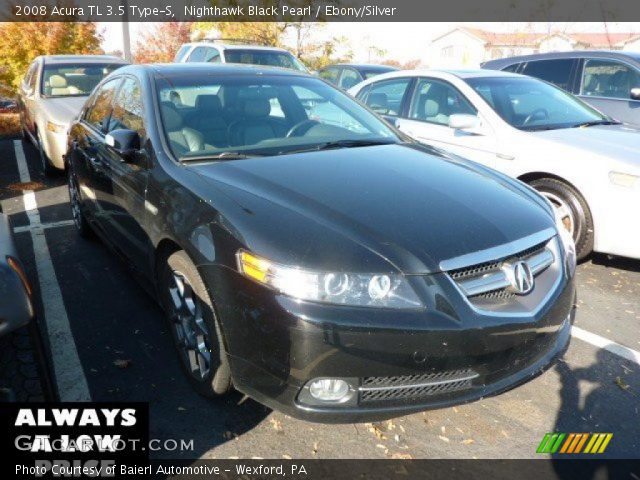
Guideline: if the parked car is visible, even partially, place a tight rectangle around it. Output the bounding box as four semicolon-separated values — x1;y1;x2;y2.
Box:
0;98;17;114
66;63;576;423
350;69;640;261
18;55;129;174
482;51;640;127
0;210;33;338
318;64;399;90
174;40;308;72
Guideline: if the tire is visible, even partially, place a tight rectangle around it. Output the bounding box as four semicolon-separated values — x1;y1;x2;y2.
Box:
35;130;55;176
159;250;231;398
529;177;594;260
67;170;93;238
0;326;45;402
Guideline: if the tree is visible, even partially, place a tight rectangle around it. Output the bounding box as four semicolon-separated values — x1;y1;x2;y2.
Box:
134;22;192;64
0;22;102;90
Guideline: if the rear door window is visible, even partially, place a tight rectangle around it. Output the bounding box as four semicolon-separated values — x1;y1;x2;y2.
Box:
363;78;412;116
174;45;191;62
187;47;208;63
339;68;362;90
581;59;640;99
319;67;341;85
521;59;575;90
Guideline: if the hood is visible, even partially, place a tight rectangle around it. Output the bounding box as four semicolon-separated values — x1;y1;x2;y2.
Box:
191;144;554;274
42;96;88;126
532;124;640;169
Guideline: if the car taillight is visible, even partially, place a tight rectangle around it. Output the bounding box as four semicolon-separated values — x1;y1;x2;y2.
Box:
7;256;32;297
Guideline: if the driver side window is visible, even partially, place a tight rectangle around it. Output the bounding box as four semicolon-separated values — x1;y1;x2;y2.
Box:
85;78;121;132
408;78;476;126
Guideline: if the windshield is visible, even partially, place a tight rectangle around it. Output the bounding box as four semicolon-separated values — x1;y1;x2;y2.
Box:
155;74;400;161
465;76;610;131
41;63;125;97
223;49;308;72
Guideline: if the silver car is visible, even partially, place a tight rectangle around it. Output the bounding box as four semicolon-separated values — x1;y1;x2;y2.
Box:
350;69;640;261
18;55;128;174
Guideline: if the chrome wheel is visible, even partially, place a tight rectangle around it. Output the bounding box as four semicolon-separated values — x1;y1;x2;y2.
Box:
168;271;212;381
68;174;82;229
542;191;575;237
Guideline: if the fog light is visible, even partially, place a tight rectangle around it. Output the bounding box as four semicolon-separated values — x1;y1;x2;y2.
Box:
308;378;350;402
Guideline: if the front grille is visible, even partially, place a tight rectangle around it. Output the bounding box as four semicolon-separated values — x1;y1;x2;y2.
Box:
446;238;556;309
449;241;546;282
359;369;477;404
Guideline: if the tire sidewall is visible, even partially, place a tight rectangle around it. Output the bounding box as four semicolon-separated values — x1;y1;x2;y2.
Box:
160;251;230;397
530;178;594;260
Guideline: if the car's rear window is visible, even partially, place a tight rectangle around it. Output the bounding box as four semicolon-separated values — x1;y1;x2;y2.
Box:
223;49;308;72
41;63;125;97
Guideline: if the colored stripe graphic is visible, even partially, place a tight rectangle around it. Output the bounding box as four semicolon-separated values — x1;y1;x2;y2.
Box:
538;433;613;454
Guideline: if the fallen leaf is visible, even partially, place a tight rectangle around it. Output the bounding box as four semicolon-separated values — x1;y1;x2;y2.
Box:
462;439;475;445
270;418;284;432
391;453;413;459
113;359;132;369
438;435;450;443
615;377;630;391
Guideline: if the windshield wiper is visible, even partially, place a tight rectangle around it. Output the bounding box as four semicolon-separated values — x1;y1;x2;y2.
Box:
279;139;396;155
180;151;259;163
570;120;622;128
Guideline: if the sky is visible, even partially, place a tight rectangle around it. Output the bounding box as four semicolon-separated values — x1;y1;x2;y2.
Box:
99;22;640;63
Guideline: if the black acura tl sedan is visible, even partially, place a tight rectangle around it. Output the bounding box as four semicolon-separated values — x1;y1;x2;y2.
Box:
65;64;577;422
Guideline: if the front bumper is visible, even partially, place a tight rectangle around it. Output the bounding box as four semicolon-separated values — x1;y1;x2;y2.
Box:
201;264;576;423
43;128;67;170
0;215;33;337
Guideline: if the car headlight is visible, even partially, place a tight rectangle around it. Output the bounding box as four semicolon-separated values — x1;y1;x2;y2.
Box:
46;121;66;134
237;250;422;308
609;171;639;189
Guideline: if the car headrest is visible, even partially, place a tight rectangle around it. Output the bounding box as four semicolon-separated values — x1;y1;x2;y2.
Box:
243;97;271;118
424;99;439;117
49;75;67;88
195;95;222;113
160;102;183;131
367;92;388;110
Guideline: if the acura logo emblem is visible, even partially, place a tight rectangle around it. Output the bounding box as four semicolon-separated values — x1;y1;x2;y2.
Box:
503;261;535;295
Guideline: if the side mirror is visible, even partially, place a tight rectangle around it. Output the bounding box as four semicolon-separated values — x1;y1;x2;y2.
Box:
105;129;140;161
631;87;640;101
449;113;480;131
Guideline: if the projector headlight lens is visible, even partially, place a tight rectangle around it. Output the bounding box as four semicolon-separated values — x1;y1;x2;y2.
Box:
237;250;422;308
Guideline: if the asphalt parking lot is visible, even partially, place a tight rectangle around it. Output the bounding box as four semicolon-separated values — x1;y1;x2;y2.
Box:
0;136;638;460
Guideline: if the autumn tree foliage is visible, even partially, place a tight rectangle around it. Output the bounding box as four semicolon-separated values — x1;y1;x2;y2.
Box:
134;22;193;64
0;22;103;90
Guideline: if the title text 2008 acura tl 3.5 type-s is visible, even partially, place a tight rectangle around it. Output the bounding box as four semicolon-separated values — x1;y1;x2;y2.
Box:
65;64;577;422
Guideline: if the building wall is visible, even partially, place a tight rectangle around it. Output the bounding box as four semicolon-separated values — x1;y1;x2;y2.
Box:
538;36;575;53
427;30;486;68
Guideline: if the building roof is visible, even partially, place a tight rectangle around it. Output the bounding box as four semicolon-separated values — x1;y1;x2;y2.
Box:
438;27;640;49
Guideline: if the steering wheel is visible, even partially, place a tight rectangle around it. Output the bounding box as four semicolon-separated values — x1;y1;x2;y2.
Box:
286;119;319;138
523;108;549;125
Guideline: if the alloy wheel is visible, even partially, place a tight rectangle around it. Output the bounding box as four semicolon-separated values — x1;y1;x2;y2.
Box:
168;271;212;381
68;174;82;230
541;191;575;237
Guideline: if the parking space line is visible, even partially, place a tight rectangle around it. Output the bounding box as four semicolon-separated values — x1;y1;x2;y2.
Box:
13;219;75;234
13;140;91;401
572;325;640;365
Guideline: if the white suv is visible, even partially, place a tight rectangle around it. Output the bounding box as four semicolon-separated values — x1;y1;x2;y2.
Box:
174;41;308;72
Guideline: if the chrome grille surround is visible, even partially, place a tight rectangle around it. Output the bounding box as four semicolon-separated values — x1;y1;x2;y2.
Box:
441;228;564;314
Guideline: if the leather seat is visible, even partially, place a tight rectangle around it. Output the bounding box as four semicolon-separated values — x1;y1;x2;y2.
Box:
188;95;228;147
228;97;285;146
160;102;204;155
46;75;80;96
